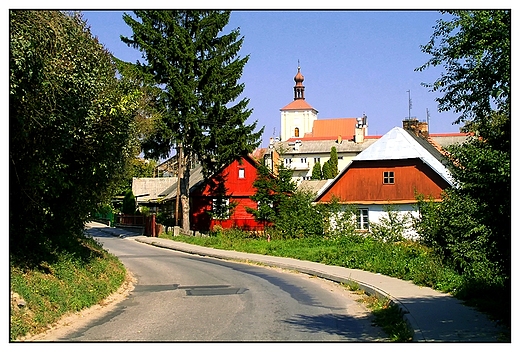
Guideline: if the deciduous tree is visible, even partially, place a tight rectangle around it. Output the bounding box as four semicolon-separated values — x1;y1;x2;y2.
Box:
415;10;510;285
10;11;139;260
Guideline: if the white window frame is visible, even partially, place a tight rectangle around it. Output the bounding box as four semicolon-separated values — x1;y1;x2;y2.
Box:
238;168;245;179
212;198;230;220
356;208;369;230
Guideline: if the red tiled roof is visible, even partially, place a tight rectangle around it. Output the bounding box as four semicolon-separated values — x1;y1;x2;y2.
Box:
311;118;358;138
286;136;350;142
429;132;468;137
280;99;317;111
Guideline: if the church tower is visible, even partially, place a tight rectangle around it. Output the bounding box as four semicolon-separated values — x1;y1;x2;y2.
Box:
280;64;318;141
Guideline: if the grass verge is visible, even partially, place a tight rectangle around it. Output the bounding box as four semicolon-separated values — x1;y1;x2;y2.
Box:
160;230;510;339
10;235;126;341
340;281;413;342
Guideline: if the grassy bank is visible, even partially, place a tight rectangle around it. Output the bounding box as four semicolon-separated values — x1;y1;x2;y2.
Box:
10;235;126;341
160;229;510;337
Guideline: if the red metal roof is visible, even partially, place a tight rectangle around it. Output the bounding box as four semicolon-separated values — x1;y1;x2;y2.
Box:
280;99;317;111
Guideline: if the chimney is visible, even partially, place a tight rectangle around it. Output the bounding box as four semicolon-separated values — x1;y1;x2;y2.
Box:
403;118;429;137
354;115;367;143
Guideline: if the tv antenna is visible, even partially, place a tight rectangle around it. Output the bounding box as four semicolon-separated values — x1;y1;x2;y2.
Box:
407;90;412;120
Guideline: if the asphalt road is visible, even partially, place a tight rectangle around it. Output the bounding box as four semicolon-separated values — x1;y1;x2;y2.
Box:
60;228;389;342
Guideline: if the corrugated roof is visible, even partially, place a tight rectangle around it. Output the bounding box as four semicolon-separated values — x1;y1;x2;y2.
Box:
354;127;454;186
160;165;206;201
430;133;470;148
132;177;177;203
297;179;333;198
277;138;377;154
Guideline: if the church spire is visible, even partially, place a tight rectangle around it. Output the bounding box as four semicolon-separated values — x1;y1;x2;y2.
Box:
293;61;305;100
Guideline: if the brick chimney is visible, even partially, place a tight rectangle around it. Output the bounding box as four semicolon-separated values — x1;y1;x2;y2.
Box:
403;118;429;137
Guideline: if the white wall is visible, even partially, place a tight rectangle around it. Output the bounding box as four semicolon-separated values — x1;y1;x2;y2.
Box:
329;203;420;240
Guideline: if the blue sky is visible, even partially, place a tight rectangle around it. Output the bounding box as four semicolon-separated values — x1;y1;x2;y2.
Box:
81;9;477;147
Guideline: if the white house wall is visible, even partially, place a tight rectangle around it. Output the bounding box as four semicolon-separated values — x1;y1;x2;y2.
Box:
334;203;420;240
285;152;358;183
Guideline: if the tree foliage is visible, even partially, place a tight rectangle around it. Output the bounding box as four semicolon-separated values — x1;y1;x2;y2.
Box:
122;190;136;215
415;10;510;284
370;204;413;243
329;146;339;177
121;10;263;231
311;161;322;180
248;158;297;231
247;163;277;224
322;160;333;179
416;10;510;148
10;11;139;260
272;189;324;239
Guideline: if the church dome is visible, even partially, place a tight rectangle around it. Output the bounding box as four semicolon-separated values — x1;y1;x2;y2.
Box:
294;66;304;84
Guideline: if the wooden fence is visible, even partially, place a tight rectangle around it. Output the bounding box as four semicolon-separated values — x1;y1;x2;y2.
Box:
115;214;162;237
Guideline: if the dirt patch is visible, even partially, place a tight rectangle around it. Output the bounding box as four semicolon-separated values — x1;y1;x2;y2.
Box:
16;271;136;341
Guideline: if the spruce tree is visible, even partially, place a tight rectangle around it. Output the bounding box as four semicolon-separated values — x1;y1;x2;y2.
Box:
122;11;263;231
248;158;296;226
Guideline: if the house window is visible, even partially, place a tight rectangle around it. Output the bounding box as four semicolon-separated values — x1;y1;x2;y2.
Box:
383;171;395;184
300;157;307;164
284;158;292;167
212;198;230;219
356;208;369;230
238;168;245;179
294;127;300;137
314;157;320;163
257;200;273;209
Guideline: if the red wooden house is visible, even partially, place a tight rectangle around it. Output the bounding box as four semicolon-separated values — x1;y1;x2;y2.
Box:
315;127;455;236
190;154;267;232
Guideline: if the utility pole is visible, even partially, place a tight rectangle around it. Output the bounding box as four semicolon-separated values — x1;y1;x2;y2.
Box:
175;144;183;227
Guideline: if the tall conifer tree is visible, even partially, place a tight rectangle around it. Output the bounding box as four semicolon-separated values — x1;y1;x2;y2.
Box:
122;11;263;231
329;146;339;177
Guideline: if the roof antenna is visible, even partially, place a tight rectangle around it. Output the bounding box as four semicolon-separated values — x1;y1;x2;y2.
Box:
407;90;412;120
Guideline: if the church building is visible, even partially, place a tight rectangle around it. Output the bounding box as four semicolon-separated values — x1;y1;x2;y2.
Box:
271;65;375;184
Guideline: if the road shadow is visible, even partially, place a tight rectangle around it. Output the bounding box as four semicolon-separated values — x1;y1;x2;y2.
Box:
282;312;387;341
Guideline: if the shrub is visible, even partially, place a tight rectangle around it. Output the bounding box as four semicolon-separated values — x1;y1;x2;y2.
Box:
122;190;136;215
369;204;413;243
272;189;324;238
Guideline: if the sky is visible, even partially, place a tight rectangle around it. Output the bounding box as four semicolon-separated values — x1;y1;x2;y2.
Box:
78;8;495;148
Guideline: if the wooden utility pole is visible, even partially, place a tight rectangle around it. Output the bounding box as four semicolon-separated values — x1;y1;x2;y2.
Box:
175;144;182;226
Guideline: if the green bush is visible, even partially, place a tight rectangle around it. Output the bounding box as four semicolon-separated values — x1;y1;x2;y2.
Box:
122;190;136;215
271;189;325;238
369;204;413;243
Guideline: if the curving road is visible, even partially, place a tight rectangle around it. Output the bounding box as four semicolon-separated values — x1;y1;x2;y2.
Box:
60;228;388;341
